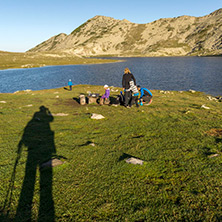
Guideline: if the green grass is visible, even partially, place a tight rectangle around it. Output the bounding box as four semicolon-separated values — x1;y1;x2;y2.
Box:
147;40;191;53
0;86;222;221
0;51;116;70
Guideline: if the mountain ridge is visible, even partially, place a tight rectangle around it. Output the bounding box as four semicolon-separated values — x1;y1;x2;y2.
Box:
29;9;222;57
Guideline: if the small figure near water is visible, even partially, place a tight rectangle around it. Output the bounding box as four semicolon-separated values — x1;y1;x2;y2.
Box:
68;79;73;91
100;85;110;105
137;85;153;105
122;68;136;108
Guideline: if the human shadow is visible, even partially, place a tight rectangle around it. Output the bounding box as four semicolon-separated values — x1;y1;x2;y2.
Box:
14;106;56;222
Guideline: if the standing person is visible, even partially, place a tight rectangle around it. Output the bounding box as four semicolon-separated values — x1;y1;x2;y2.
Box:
100;85;110;105
122;68;136;108
68;79;73;91
137;85;153;105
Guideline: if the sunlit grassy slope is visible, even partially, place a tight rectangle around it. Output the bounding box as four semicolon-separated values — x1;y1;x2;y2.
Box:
0;85;222;221
0;51;116;70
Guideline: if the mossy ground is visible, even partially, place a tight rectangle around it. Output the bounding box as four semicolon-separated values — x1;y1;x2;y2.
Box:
0;85;222;221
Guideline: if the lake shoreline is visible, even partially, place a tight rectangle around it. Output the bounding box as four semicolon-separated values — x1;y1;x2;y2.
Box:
1;57;222;96
0;85;217;98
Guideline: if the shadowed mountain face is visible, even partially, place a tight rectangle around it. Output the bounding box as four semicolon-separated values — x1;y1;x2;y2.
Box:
28;9;222;57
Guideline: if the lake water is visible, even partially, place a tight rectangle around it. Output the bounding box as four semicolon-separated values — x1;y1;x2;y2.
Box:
0;57;222;95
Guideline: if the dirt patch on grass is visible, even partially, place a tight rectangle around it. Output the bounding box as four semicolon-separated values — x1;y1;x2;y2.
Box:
206;128;222;137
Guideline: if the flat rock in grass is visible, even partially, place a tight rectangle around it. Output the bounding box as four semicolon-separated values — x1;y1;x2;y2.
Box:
208;154;219;158
201;104;210;110
189;89;196;93
40;158;64;169
24;89;32;93
91;113;105;120
125;157;144;165
0;101;6;103
52;113;69;116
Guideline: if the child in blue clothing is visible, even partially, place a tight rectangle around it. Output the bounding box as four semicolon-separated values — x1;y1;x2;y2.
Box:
137;85;152;105
68;79;73;91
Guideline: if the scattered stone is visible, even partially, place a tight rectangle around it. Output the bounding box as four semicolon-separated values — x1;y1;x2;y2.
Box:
40;158;64;169
88;93;100;104
25;104;33;107
21;64;34;68
125;157;144;165
111;89;118;92
0;101;6;103
89;143;96;147
54;92;59;94
208;154;219;158
112;104;118;107
14;91;19;94
56;95;59;98
185;110;191;114
160;90;173;94
89;97;98;104
179;91;183;93
80;95;86;105
189;89;196;93
24;89;32;92
52;113;69;116
207;96;218;101
91;113;105;120
201;104;210;110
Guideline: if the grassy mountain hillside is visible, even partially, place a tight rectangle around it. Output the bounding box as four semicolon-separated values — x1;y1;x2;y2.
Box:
29;9;222;57
0;85;222;221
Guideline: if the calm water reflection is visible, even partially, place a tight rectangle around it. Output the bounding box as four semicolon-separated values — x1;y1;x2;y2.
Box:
0;57;222;95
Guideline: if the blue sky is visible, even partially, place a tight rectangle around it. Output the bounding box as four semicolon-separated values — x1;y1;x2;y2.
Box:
0;0;221;52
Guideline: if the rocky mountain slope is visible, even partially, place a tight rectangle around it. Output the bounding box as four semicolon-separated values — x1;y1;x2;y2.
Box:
29;9;222;56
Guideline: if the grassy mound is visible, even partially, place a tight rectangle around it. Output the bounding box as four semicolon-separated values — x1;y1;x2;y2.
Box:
0;85;222;221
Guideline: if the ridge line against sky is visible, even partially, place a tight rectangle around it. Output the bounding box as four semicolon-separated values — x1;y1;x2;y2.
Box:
0;0;221;52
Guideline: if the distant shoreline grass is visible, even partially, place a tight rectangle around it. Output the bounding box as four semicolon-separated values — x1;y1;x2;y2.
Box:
0;51;119;70
1;85;222;221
